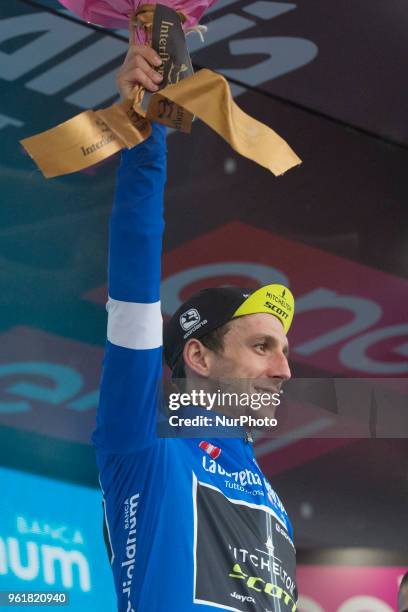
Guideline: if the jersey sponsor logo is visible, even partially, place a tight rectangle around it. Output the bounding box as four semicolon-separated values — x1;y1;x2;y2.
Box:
230;591;255;604
229;563;297;611
121;494;139;611
229;542;296;593
193;478;297;611
201;455;289;517
202;455;262;486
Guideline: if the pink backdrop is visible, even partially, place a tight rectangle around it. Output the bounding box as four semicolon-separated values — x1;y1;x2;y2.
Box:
297;565;407;611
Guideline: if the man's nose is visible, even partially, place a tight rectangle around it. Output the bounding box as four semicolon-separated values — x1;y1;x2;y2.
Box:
265;351;291;381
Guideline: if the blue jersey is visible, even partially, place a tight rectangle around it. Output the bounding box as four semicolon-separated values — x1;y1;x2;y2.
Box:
93;124;298;612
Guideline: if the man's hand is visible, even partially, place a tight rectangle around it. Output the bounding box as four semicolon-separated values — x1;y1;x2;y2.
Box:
117;44;163;99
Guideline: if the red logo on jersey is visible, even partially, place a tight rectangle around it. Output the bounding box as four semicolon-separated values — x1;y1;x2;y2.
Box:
199;441;221;460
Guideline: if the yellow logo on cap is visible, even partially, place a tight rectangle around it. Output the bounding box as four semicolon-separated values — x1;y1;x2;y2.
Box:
232;284;295;334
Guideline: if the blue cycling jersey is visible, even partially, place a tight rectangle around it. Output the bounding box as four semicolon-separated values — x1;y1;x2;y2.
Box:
92;124;297;612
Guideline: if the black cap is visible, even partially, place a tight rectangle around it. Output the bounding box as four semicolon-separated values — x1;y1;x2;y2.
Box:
163;287;251;369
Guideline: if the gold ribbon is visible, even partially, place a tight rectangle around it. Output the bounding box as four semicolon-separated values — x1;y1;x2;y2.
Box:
21;69;301;178
20;100;151;178
148;70;301;175
20;8;301;179
21;71;301;179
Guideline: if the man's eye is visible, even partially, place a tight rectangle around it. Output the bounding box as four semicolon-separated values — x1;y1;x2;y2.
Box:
255;343;266;352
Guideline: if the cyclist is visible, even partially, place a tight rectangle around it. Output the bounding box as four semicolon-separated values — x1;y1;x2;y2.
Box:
93;43;298;612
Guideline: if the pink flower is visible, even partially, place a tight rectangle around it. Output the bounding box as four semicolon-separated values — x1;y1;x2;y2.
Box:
59;0;217;32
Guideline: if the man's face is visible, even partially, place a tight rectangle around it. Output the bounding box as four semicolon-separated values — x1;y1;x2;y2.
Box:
206;313;291;418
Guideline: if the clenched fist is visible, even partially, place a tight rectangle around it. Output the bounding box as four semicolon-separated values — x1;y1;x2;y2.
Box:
117;44;163;98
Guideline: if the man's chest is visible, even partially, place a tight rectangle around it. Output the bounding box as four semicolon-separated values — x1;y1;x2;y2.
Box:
170;439;298;611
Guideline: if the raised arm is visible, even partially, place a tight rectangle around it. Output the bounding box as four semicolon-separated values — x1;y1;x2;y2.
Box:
92;46;166;454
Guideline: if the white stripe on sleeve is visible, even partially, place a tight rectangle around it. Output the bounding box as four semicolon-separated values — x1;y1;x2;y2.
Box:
107;297;162;350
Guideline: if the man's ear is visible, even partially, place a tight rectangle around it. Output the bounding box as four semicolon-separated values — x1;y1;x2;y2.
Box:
183;339;212;377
